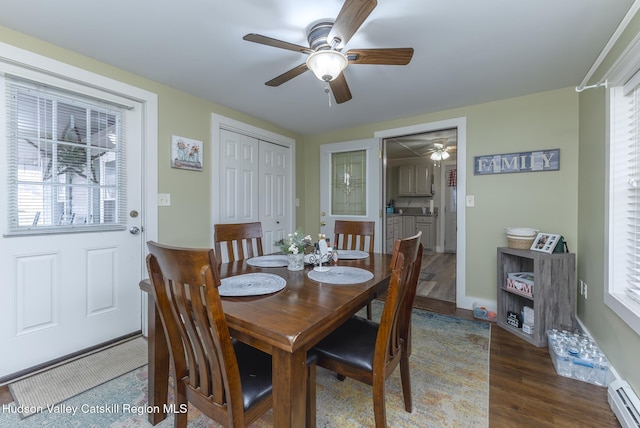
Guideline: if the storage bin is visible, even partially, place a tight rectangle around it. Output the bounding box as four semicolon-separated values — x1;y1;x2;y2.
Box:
505;227;538;249
472;302;497;322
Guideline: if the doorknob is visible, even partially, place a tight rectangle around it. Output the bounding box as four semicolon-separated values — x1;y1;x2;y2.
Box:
320;221;326;226
129;226;141;235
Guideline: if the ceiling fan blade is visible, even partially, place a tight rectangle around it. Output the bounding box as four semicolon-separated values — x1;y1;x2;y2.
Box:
346;48;414;65
327;0;377;50
265;63;309;87
243;33;313;55
329;74;352;104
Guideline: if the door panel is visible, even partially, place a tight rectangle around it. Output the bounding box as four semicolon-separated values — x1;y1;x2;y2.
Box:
219;129;259;223
320;139;381;252
259;141;289;254
444;163;458;253
0;115;143;378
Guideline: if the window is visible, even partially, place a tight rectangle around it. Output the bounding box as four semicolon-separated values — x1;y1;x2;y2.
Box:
607;64;640;335
331;150;366;216
5;76;126;234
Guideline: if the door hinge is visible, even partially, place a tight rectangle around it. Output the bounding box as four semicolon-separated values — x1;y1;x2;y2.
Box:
379;150;382;159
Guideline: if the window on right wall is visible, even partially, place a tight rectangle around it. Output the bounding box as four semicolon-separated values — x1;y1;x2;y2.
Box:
606;43;640;336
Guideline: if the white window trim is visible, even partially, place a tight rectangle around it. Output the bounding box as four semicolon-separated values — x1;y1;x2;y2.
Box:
605;34;640;336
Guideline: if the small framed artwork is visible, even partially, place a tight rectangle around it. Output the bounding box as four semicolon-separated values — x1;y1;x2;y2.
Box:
171;135;203;171
530;232;561;253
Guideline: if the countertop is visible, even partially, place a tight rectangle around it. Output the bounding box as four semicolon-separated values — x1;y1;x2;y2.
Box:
386;208;438;217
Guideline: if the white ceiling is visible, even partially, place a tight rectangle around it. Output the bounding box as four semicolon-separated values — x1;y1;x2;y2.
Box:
0;0;633;135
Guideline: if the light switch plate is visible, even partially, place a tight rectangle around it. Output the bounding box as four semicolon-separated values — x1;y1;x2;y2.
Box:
158;193;171;206
466;195;475;207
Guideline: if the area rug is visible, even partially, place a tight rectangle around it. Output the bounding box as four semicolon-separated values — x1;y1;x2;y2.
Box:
7;336;147;418
0;304;490;427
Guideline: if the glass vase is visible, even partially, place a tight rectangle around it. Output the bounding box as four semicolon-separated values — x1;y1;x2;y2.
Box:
287;253;304;271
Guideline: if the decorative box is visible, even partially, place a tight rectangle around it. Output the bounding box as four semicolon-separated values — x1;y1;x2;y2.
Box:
506;311;522;328
506;272;534;298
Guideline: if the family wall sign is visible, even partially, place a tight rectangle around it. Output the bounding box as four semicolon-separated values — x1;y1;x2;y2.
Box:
473;149;560;175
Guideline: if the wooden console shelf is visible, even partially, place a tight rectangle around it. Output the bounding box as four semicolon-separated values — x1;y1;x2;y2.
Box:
496;247;576;347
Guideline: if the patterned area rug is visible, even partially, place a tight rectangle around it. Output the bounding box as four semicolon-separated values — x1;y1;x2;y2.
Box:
0;303;490;427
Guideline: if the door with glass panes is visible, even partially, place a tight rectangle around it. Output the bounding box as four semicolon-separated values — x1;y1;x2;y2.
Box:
319;139;381;252
0;72;144;378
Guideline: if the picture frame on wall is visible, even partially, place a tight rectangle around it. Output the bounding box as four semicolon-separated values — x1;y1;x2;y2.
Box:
171;135;203;171
530;232;561;253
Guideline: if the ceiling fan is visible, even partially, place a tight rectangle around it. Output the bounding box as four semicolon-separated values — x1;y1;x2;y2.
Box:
242;0;414;104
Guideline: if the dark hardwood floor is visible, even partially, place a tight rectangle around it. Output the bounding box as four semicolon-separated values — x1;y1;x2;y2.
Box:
0;300;619;428
413;295;619;427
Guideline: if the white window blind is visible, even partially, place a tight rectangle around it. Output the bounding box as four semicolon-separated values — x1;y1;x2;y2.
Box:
5;75;127;234
608;70;640;333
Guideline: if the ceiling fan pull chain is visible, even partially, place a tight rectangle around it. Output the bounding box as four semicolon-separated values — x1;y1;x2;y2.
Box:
325;84;332;107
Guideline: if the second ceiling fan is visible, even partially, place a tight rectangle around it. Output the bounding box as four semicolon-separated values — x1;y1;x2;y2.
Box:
243;0;414;104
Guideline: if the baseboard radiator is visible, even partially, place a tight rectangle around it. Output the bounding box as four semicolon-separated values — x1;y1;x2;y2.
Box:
609;379;640;427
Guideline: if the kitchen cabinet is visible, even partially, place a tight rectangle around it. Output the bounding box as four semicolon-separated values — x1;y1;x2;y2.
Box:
402;216;415;239
385;216;402;253
415;216;436;251
398;164;431;196
496;247;576;347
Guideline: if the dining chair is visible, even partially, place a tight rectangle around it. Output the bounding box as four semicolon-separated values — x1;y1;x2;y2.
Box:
334;220;376;319
214;222;264;263
312;232;423;428
333;220;375;252
146;241;317;428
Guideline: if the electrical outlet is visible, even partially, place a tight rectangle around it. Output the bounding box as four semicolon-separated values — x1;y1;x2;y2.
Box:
584;282;588;299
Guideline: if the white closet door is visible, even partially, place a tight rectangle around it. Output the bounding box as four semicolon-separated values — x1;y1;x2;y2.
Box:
219;129;259;223
259;141;290;254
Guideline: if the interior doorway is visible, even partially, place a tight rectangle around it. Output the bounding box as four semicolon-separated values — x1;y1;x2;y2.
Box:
382;128;457;305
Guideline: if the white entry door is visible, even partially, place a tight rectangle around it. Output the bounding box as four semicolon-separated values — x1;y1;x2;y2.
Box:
217;128;292;257
0;62;146;379
320;139;382;252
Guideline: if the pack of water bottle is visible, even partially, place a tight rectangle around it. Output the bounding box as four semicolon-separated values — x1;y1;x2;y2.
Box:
546;329;610;386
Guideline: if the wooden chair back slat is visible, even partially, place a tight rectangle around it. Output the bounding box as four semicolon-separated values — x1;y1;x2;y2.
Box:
334;220;375;252
214;222;264;263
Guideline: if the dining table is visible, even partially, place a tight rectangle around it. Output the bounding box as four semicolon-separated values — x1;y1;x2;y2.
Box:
139;251;393;427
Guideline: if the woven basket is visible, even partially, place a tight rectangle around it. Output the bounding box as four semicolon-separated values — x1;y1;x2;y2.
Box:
507;236;535;249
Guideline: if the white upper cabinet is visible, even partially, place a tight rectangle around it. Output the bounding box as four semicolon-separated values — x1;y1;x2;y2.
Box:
398;163;431;196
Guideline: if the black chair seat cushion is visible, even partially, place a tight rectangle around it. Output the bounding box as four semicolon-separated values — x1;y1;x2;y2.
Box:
313;315;379;372
234;341;273;410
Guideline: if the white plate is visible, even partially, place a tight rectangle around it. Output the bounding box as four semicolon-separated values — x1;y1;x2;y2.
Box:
307;266;374;285
246;255;289;268
335;250;369;260
219;273;286;296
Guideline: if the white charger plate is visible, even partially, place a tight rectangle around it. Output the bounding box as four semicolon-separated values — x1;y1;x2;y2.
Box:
336;250;369;260
219;273;286;296
246;255;289;268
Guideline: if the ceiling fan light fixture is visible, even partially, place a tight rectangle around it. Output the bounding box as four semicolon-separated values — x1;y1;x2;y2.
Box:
431;150;450;161
306;50;348;82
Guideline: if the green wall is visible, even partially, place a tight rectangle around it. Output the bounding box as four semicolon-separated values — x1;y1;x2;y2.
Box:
0;25;301;248
576;11;640;392
300;88;579;302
